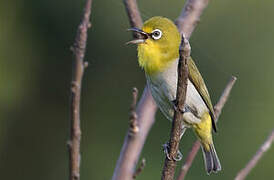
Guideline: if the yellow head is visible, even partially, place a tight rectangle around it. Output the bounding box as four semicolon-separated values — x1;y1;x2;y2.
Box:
128;17;181;75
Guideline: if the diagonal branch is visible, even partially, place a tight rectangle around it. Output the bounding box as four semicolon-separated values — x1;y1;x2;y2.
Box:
112;86;157;180
176;140;200;180
235;129;274;180
175;0;209;40
176;76;237;180
161;35;191;180
123;0;143;28
112;1;158;180
68;0;92;180
214;76;237;119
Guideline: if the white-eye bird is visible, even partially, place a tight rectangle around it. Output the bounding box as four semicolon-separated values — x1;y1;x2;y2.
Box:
127;16;221;174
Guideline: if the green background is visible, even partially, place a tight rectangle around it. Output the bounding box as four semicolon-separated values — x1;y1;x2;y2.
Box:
1;0;273;179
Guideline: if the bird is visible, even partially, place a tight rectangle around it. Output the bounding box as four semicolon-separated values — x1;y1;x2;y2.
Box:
127;16;221;174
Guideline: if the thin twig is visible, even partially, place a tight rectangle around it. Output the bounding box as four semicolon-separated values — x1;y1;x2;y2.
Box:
161;35;191;180
176;76;237;180
133;158;146;179
112;1;158;179
68;1;92;180
214;76;237;119
235;130;274;180
176;141;200;180
129;87;139;135
175;0;209;40
112;87;157;180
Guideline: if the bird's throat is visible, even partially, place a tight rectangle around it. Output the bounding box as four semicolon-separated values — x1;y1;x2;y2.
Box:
137;43;179;75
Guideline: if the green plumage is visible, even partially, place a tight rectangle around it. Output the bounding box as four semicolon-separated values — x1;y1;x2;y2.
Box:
187;57;217;132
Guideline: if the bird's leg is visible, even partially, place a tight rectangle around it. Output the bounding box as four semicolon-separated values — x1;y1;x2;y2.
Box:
163;142;172;160
173;150;183;161
175;127;186;161
163;127;186;161
172;100;186;113
163;142;182;161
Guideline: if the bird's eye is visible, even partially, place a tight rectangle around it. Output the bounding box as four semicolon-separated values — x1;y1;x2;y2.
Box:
151;29;162;40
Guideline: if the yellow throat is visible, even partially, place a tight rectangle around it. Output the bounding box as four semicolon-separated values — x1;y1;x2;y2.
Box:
137;17;181;75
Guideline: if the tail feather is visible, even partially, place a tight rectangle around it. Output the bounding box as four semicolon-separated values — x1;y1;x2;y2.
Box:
201;144;221;174
202;146;213;174
210;144;221;172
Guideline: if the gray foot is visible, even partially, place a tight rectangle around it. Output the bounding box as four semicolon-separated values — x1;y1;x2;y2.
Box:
163;142;183;161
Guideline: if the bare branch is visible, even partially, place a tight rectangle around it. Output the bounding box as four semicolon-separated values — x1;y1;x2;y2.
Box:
175;0;209;39
161;35;191;180
123;0;143;28
133;158;146;179
176;76;237;180
214;76;237;119
235;130;274;180
176;141;200;180
123;0;143;39
68;0;92;180
112;86;157;180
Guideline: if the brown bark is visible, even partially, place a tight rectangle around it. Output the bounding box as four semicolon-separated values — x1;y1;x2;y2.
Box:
111;86;157;180
175;0;209;40
161;36;191;180
235;130;274;180
68;1;92;180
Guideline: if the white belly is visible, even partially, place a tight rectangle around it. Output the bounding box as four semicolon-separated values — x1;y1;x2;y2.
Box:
147;59;208;122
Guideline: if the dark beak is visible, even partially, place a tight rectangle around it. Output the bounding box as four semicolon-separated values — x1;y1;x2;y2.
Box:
126;27;148;45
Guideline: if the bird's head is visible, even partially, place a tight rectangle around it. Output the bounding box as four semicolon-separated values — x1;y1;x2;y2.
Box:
127;16;181;75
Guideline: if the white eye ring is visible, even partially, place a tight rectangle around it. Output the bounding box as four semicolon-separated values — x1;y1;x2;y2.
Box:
151;29;162;40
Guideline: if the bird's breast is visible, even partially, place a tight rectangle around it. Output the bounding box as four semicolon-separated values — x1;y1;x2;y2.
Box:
147;59;209;121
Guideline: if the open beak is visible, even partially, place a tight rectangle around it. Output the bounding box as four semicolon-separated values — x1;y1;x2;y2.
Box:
126;27;148;45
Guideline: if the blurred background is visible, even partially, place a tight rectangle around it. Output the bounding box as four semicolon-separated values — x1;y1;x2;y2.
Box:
1;0;274;179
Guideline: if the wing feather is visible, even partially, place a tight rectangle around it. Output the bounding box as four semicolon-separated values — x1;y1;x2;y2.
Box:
187;57;217;132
